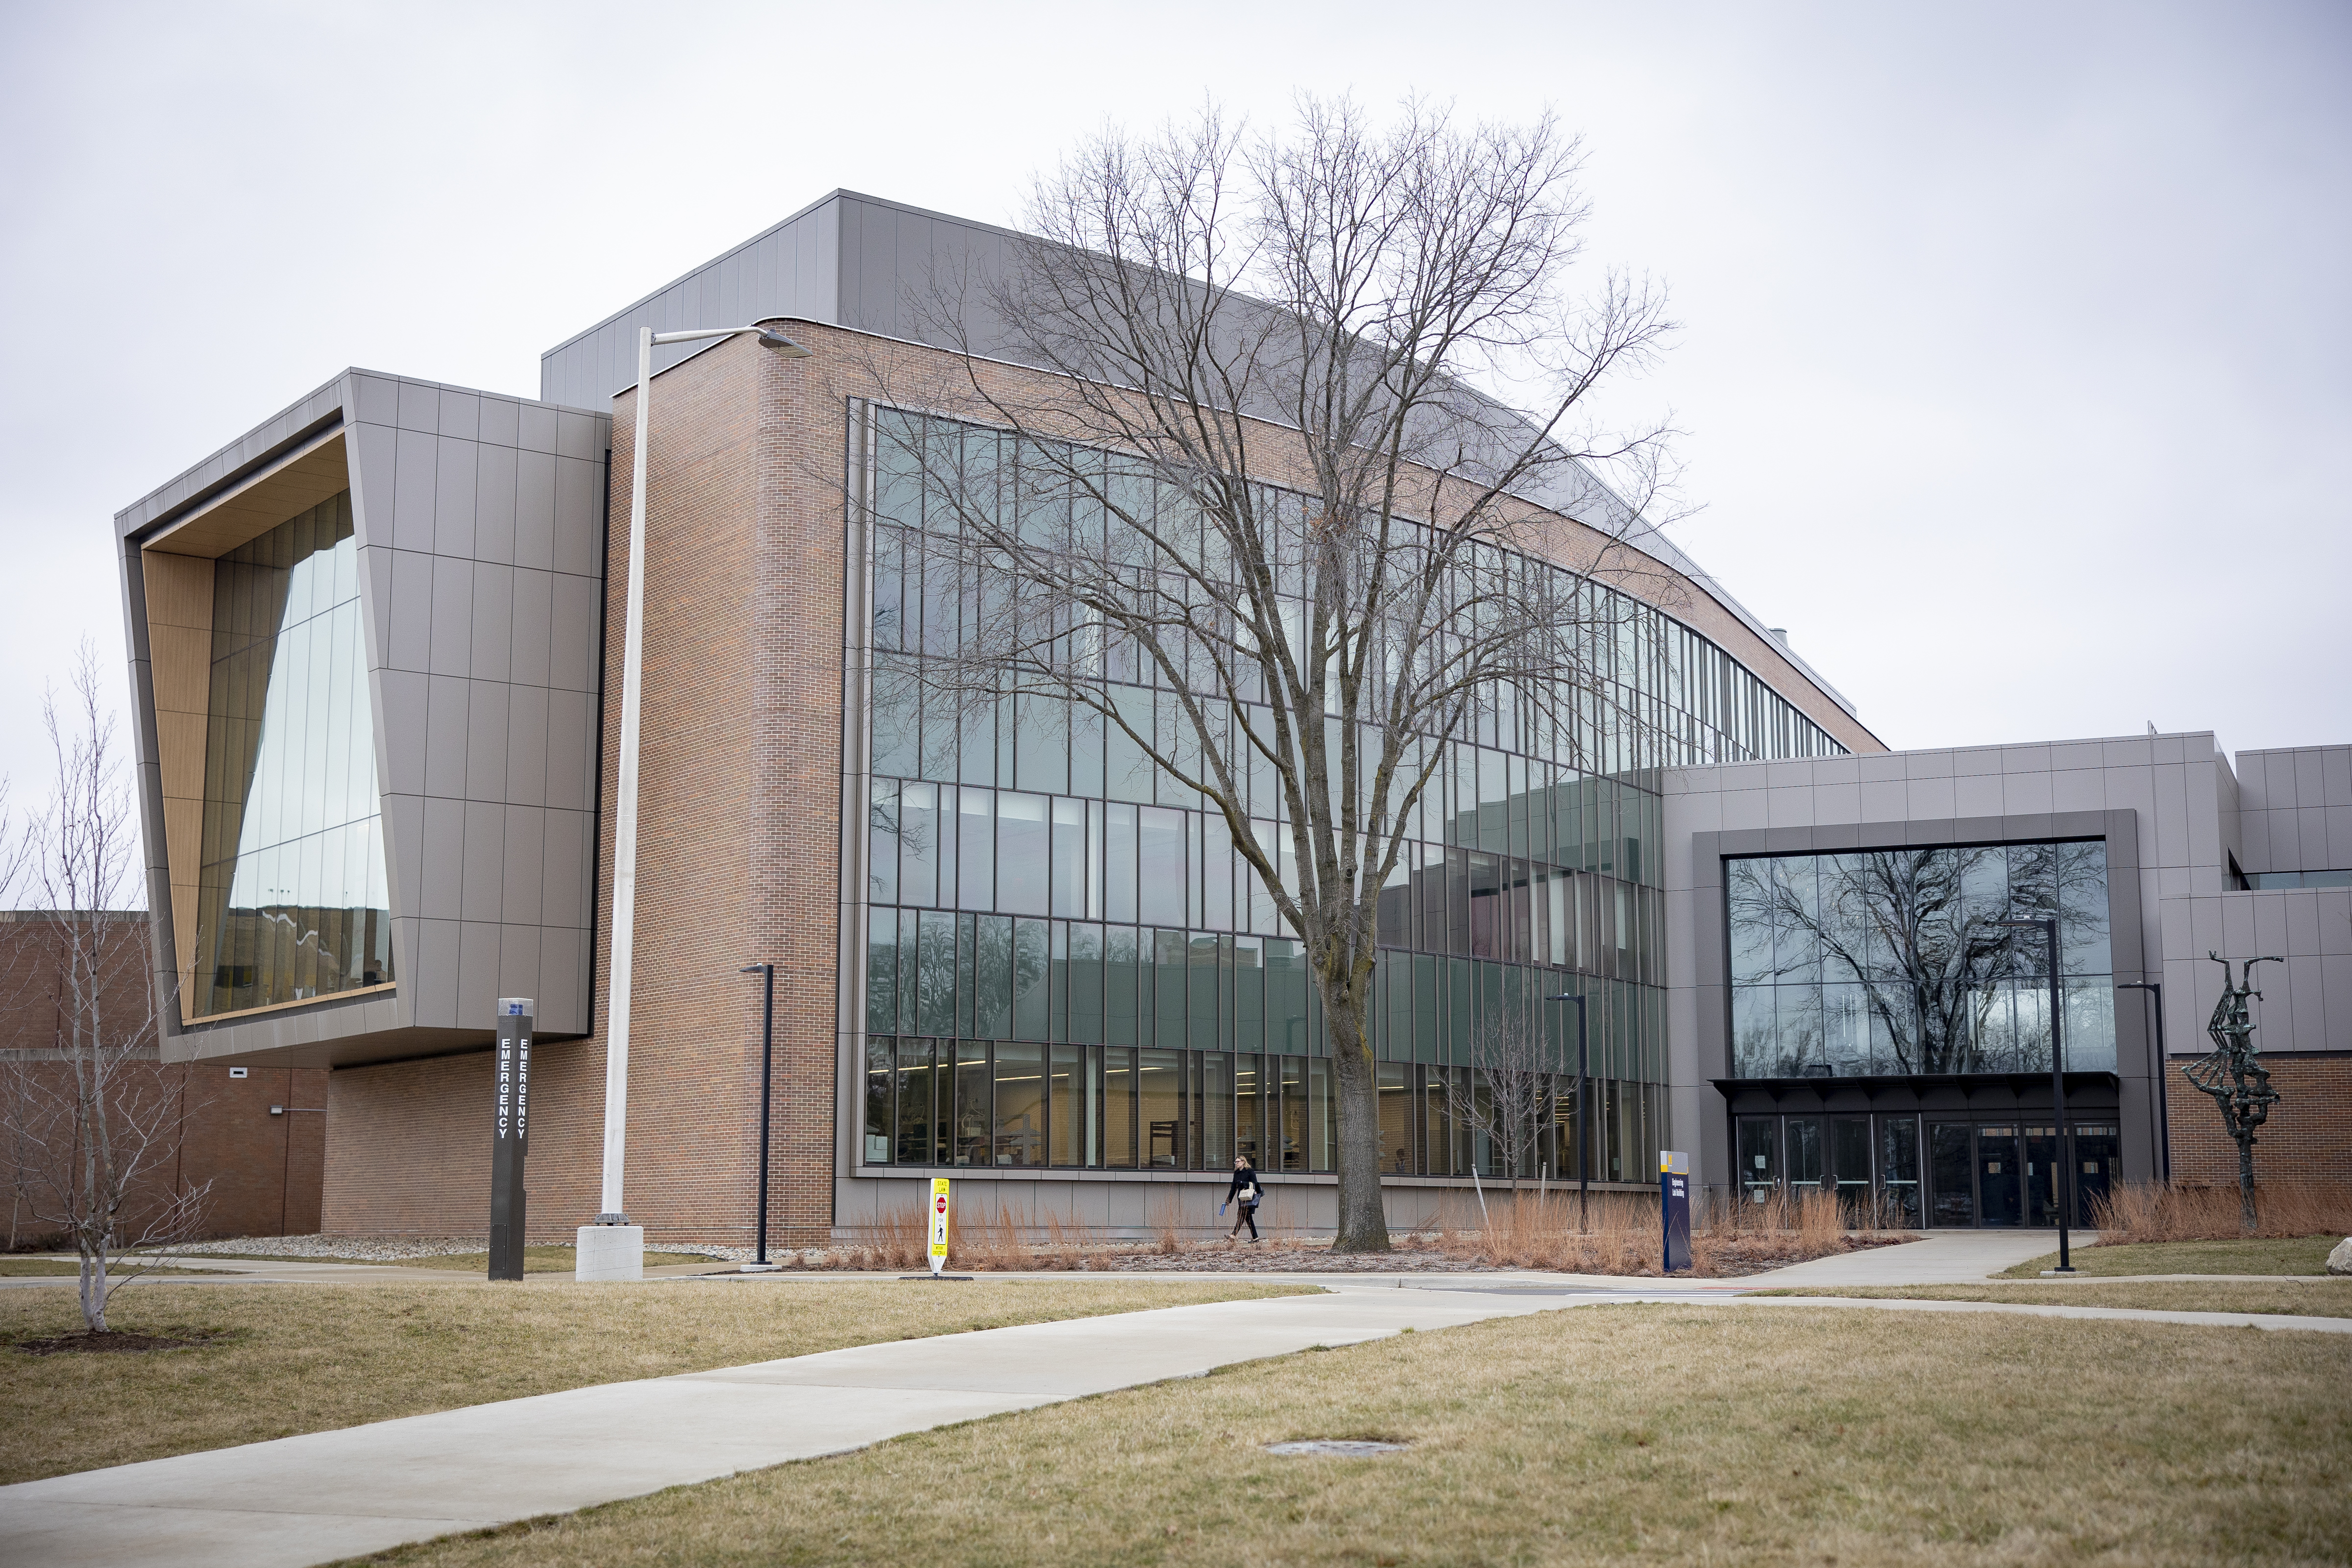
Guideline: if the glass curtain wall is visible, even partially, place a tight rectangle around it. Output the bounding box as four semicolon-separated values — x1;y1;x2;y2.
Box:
1725;842;2115;1078
191;492;394;1016
857;406;1846;1176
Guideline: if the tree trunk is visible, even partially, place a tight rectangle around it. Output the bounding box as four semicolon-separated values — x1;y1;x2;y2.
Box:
80;1248;108;1333
1321;973;1390;1253
2237;1136;2258;1235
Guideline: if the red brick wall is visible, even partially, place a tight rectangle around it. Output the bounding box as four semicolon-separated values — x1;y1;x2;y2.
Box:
2166;1054;2352;1188
323;334;795;1243
3;915;326;1244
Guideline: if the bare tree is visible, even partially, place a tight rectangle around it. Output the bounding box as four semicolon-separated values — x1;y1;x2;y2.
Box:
1448;993;1565;1194
861;97;1676;1250
1;644;209;1332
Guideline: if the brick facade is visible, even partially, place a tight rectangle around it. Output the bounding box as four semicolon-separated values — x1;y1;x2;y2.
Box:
2;914;325;1246
323;331;837;1244
2164;1053;2352;1189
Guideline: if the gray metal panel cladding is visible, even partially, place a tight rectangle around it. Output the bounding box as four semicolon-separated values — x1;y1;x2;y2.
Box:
118;369;611;1066
537;188;862;407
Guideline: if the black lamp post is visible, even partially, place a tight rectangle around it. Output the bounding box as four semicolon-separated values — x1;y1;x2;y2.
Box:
1998;916;2075;1273
1547;992;1590;1233
2117;980;2169;1183
739;962;777;1271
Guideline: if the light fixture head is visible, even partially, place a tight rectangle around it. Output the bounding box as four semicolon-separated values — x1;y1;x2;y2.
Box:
756;327;812;358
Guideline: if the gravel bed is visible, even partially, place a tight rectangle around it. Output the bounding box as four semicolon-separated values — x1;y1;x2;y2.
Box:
146;1235;747;1264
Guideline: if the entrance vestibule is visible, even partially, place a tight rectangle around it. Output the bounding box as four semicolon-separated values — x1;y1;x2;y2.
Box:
1738;1112;2117;1228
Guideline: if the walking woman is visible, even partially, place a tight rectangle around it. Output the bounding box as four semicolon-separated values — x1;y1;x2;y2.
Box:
1223;1153;1264;1242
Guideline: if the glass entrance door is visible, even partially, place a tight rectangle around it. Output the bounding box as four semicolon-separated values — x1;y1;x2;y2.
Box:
1977;1126;2021;1226
2074;1124;2119;1226
2024;1126;2065;1227
1738;1117;1780;1204
1880;1117;1921;1226
1830;1118;1872;1217
1786;1117;1824;1194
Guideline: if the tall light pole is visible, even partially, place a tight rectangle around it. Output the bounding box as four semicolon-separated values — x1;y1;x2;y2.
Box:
1999;915;2075;1274
2117;980;2169;1183
1547;992;1590;1233
739;961;777;1272
580;322;809;1284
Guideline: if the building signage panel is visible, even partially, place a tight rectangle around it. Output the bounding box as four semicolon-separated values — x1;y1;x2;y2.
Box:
1660;1150;1691;1274
490;999;534;1281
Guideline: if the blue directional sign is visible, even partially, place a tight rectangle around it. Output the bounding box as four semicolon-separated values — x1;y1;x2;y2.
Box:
1660;1151;1691;1274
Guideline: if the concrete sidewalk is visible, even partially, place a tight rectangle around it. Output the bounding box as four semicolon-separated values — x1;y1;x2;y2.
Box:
1735;1228;2074;1286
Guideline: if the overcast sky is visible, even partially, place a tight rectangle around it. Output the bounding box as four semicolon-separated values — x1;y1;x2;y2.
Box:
2;0;2344;818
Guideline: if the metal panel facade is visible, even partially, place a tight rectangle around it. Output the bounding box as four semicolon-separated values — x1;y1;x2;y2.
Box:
115;372;610;1066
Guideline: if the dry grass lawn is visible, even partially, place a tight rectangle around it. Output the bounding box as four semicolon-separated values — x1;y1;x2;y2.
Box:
354;1304;2351;1568
0;1259;218;1277
0;1278;1308;1484
395;1246;712;1274
1764;1280;2352;1317
2003;1236;2339;1278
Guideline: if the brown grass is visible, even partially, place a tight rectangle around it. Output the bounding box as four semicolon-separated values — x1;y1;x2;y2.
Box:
358;1304;2352;1568
0;1277;1311;1484
1430;1185;1890;1276
2001;1235;2342;1279
814;1187;1898;1278
2092;1180;2352;1243
1772;1280;2352;1318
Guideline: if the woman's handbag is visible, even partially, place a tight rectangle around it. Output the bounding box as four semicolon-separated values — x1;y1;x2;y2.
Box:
1238;1182;1259;1206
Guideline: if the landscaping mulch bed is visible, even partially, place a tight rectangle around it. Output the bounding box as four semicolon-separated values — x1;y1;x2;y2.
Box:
13;1329;224;1356
938;1232;1919;1276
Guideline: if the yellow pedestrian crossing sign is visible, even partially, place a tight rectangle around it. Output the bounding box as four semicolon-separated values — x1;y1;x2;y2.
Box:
928;1176;950;1276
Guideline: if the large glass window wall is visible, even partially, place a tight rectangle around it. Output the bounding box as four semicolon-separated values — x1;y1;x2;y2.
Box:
1724;841;2115;1078
862;1036;1666;1182
857;407;1848;1175
191;492;394;1016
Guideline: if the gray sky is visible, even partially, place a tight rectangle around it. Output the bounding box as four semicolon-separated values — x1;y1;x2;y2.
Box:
2;0;2344;811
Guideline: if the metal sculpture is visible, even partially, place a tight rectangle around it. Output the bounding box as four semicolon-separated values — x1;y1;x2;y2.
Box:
2181;953;2283;1232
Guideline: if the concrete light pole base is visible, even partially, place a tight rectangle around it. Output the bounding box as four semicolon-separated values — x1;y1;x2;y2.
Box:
576;1225;644;1281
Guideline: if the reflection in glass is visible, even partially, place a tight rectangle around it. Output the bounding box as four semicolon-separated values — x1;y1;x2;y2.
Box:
952;1045;990;1165
1140;1048;1182;1167
864;1039;892;1164
1929;1122;1974;1226
192;493;393;1016
896;1039;936;1165
1738;1116;1779;1202
1102;1048;1136;1167
1881;1116;1920;1226
1725;842;2113;1078
993;1042;1043;1166
1977;1125;2020;1226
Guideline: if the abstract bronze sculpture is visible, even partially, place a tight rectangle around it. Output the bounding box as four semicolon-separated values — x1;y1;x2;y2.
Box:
2181;953;2283;1232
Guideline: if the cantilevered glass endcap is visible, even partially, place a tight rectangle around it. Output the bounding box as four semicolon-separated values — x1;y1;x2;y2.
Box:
191;491;394;1017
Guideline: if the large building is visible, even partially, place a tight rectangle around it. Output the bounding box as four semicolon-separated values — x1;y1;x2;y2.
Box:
112;191;2350;1245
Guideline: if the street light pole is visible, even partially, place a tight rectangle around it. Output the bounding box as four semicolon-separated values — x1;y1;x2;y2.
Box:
584;322;809;1283
2000;916;2075;1273
739;962;777;1271
1548;992;1590;1233
2118;980;2169;1183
